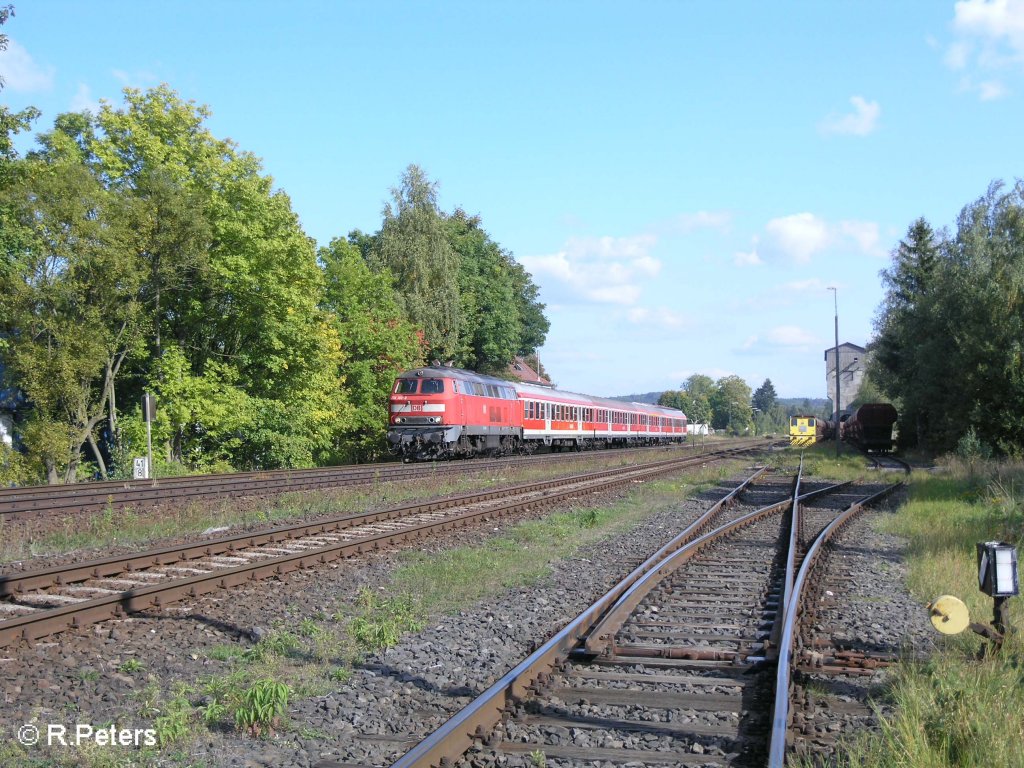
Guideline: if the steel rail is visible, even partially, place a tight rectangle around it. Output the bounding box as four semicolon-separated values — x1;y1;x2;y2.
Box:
0;445;764;648
768;453;804;655
0;444;759;596
0;441;765;520
390;473;856;768
767;481;904;767
387;464;770;768
583;476;849;657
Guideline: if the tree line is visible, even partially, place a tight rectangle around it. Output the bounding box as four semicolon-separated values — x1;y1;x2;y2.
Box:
0;83;547;483
871;180;1024;456
658;374;756;435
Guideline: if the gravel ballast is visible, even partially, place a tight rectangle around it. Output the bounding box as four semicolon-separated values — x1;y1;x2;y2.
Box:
1;466;935;768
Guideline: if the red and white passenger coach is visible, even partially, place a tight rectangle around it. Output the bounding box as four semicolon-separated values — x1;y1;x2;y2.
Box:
387;365;687;461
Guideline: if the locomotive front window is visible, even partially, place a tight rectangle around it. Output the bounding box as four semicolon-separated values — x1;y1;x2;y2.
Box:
396;380;418;394
421;379;445;394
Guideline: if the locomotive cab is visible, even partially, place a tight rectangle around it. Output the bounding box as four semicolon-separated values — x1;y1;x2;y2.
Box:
387;371;463;460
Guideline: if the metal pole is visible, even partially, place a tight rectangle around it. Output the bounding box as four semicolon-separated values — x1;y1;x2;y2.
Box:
829;288;840;460
143;392;154;481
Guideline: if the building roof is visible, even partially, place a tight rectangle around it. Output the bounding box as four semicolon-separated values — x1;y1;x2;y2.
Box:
507;356;551;386
824;342;866;360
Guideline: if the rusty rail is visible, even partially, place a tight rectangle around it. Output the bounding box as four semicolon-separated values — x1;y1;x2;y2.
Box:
767;481;904;767
0;444;767;648
0;440;770;521
391;471;854;768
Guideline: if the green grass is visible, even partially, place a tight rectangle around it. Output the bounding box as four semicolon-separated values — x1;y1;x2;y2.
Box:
815;456;1024;767
0;447;705;563
391;463;737;616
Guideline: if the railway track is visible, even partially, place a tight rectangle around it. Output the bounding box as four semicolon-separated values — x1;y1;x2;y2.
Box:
381;456;902;768
862;451;911;473
0;442;767;649
0;441;763;523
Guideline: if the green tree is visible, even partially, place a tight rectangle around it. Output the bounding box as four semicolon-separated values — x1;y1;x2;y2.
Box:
681;375;714;427
710;375;753;434
446;209;522;372
870;217;942;448
37;86;345;470
319;236;424;461
371;165;462;362
751;378;777;413
871;182;1024;454
0;159;145;482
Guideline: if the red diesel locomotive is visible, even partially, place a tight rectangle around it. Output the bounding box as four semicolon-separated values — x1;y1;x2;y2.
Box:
387;365;688;461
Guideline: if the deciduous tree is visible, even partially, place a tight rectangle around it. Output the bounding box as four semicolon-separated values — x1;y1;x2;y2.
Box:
371;165;462;362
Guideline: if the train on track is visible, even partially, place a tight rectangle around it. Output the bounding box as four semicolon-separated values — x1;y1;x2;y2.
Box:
387;365;687;461
789;415;834;446
842;403;898;453
789;403;898;453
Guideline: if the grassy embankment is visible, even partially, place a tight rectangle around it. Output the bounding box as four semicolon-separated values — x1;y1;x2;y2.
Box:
801;444;1024;767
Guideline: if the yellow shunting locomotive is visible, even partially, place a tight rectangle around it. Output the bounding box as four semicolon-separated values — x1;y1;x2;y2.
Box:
789;415;833;446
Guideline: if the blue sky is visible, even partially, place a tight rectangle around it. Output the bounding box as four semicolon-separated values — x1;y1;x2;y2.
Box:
3;1;1022;398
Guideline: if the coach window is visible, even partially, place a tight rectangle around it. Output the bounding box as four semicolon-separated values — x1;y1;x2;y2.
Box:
395;380;418;394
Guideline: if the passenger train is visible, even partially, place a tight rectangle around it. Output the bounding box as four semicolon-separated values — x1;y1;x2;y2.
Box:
387;366;687;461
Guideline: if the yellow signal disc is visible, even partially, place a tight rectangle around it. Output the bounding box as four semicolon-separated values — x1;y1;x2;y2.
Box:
927;594;970;635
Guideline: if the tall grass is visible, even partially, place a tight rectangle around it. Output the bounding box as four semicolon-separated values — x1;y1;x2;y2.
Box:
828;457;1024;767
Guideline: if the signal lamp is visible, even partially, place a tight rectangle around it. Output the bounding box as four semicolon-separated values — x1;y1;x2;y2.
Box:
977;541;1019;597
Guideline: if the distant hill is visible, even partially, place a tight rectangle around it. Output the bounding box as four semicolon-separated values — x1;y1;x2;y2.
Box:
608;392;665;405
778;397;831;411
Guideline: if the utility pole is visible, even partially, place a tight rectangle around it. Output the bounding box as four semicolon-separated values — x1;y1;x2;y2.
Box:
828;287;840;460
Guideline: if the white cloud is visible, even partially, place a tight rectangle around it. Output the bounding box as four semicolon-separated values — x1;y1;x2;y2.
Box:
954;0;1024;57
838;220;882;256
740;214;884;265
765;213;830;263
765;326;821;346
819;96;881;136
979;79;1009;99
785;278;830;292
520;234;661;306
734;248;762;267
70;83;102;114
0;39;55;92
661;210;732;235
740;326;822;354
626;306;689;329
946;40;973;69
946;0;1024;99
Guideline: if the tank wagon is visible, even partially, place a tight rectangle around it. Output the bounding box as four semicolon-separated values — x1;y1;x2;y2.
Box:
387;366;687;461
842;403;898;452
